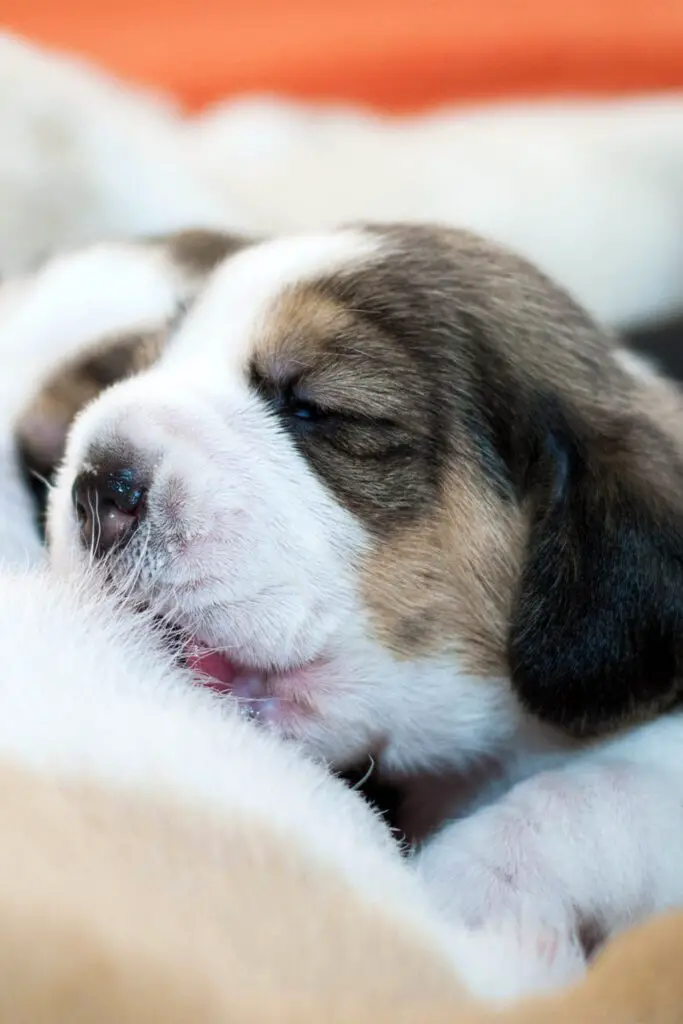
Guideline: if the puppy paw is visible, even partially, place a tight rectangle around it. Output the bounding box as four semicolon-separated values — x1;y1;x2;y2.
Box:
416;788;590;999
446;915;586;1002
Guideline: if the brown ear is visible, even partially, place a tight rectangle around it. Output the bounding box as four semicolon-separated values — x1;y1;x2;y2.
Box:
16;228;256;472
15;329;166;527
507;398;683;736
14;229;257;531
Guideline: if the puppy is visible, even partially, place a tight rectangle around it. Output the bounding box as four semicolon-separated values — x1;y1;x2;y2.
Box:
11;229;249;531
7;249;683;1020
17;224;683;992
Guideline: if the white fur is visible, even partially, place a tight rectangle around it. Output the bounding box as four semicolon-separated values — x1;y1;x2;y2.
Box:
0;241;186;427
416;715;683;988
44;229;683;998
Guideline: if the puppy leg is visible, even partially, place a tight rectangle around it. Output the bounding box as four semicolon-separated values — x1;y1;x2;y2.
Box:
416;716;683;999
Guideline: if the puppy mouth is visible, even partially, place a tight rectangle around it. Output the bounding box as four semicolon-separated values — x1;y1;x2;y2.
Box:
181;636;317;724
145;611;320;724
184;645;243;694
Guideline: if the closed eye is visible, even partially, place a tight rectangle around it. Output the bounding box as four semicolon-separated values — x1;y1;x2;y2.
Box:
269;383;334;427
280;389;328;423
249;365;335;428
249;365;408;443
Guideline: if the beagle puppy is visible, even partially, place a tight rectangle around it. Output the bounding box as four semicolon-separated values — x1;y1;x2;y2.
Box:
15;224;683;993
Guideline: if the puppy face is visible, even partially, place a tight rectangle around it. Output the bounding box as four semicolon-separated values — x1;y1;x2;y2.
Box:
46;225;683;774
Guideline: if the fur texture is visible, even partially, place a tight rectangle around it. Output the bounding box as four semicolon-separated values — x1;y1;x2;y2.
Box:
19;225;683;995
0;754;680;1021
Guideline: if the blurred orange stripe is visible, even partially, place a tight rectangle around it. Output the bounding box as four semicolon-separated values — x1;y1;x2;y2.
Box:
2;0;683;110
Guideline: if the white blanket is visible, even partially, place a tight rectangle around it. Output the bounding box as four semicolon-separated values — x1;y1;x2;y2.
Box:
2;32;683;329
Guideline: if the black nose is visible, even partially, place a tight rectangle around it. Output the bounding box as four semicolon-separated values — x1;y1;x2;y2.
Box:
72;467;146;556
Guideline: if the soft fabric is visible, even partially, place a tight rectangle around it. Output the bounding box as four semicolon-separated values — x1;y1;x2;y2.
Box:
3;34;683;329
2;0;683;111
0;759;679;1022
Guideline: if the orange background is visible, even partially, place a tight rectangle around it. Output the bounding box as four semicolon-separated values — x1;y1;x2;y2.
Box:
2;0;683;111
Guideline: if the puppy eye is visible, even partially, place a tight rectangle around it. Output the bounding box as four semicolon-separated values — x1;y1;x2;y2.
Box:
278;385;329;425
289;398;323;422
249;365;335;429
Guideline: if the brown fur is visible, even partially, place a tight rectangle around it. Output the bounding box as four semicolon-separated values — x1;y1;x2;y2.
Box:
248;225;683;735
164;227;252;278
15;230;250;483
0;758;681;1023
16;330;165;479
16;224;683;736
361;467;527;676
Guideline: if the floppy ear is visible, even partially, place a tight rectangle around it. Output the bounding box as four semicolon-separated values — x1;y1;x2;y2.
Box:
507;404;683;736
15;228;255;490
15;330;165;530
14;230;257;532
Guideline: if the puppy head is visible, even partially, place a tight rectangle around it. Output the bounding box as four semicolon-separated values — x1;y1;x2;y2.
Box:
46;225;683;773
15;229;250;501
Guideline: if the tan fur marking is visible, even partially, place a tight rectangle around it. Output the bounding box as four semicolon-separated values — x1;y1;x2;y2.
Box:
362;464;527;675
164;229;251;278
258;288;430;427
257;288;351;368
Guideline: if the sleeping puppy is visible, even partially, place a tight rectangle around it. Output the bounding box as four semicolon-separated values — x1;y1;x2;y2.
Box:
13;229;247;504
17;224;683;993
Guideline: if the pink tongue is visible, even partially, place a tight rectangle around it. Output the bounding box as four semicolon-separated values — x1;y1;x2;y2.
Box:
185;648;238;693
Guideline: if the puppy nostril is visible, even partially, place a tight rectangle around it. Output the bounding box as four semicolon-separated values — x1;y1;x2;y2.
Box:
71;467;147;556
105;468;146;514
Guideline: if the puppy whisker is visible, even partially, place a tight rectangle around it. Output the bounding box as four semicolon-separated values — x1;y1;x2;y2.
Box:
28;468;55;492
